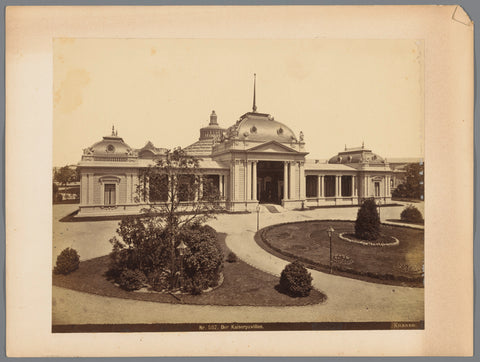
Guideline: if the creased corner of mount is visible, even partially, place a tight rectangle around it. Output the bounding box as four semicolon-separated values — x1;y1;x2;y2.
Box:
452;5;474;27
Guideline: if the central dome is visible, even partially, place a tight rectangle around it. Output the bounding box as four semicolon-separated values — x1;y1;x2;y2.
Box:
233;112;297;143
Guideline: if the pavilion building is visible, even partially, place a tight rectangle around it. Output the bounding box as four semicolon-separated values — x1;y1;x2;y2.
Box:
77;82;406;217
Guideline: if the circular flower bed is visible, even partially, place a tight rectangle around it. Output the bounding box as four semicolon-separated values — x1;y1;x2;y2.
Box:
258;220;424;288
338;233;399;247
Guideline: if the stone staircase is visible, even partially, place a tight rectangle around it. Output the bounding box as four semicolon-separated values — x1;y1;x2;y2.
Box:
259;204;286;213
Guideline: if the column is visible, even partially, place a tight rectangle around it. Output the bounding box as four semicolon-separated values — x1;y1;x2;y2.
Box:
199;175;204;200
225;175;229;201
353;176;357;197
219;175;224;199
88;173;94;203
299;162;306;199
126;173;131;203
387;175;391;196
234;161;239;201
230;162;235;201
289;161;296;199
80;173;87;204
351;176;354;197
317;175;322;198
283;161;289;200
167;175;173;203
246;161;251;201
336;176;341;197
131;174;135;202
252;162;257;200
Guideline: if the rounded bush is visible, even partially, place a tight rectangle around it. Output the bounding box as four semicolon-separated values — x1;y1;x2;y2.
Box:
400;205;424;223
279;260;313;297
226;251;238;263
118;269;147;291
53;247;80;275
355;198;380;241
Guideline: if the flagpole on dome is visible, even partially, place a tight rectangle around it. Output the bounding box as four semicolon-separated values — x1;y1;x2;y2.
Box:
252;73;257;112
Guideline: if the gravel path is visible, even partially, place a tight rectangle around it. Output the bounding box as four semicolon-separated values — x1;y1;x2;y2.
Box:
53;203;424;325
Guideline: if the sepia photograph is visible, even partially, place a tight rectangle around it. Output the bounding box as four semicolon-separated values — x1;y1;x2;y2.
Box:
52;38;425;332
6;5;473;356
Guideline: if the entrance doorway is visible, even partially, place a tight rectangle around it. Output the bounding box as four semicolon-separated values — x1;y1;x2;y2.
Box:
257;161;284;204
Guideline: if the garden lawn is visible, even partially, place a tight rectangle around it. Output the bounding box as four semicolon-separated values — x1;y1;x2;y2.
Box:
258;220;424;288
53;233;326;306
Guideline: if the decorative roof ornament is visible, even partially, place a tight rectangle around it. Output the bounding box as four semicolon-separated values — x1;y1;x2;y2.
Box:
362;140;365;149
299;131;304;142
111;125;115;136
209;110;218;125
252;73;257;112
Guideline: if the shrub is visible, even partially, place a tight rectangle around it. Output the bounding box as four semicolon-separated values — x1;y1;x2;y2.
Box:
400;205;424;223
355;198;380;241
109;217;172;277
180;224;224;293
279;260;313;297
226;251;238;263
118;269;147;291
107;219;224;294
147;269;170;292
53;247;80;275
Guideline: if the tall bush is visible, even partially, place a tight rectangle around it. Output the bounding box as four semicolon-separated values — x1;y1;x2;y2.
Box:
53;247;80;275
279;260;313;297
179;223;223;293
355;198;380;241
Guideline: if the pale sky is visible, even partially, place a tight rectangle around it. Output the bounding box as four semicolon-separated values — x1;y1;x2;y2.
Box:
53;38;424;167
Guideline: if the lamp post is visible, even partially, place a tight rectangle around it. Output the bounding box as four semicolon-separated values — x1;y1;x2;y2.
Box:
256;204;261;231
176;240;188;289
326;226;335;274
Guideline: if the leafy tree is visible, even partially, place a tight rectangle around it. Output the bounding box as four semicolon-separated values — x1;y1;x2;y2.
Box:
392;163;424;200
139;147;221;282
108;147;223;293
54;166;78;186
355;198;380;241
52;183;59;203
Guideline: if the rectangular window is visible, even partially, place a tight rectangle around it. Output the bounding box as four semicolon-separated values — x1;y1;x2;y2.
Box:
149;174;168;202
178;175;195;202
324;176;336;197
202;175;220;200
375;182;380;197
104;184;116;205
306;176;318;197
341;176;353;197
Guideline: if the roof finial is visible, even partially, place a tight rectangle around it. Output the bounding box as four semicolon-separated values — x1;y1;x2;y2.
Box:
111;125;115;136
345;144;347;151
252;73;257;112
362;140;365;149
209;110;218;125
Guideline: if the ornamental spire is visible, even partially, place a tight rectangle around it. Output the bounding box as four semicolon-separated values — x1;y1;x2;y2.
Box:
252;73;257;112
